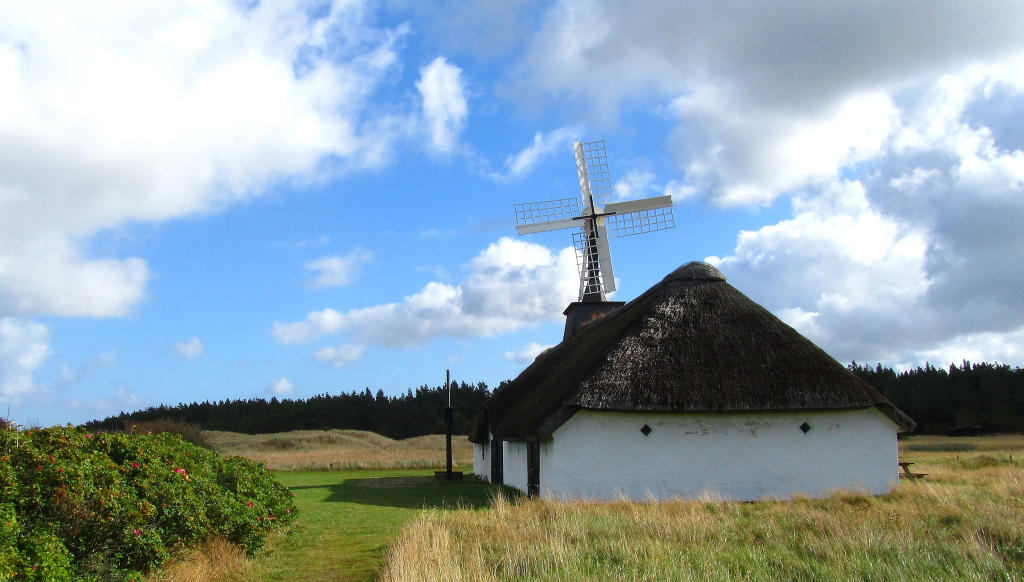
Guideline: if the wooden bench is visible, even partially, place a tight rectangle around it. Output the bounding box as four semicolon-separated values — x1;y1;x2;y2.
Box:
899;462;926;479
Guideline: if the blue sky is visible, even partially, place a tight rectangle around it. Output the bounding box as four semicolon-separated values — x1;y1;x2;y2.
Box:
2;0;1024;426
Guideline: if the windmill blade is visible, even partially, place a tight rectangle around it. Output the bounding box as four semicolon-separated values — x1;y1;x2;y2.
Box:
516;217;579;235
572;219;616;298
594;221;616;292
574;141;613;208
574;142;593;207
514;198;580;230
605;195;676;239
604;195;672;215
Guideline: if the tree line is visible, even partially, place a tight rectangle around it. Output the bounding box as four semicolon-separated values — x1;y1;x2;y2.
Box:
83;381;494;439
83;362;1024;437
850;361;1024;434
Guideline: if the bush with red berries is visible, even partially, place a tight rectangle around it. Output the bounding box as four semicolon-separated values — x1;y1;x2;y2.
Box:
0;425;295;581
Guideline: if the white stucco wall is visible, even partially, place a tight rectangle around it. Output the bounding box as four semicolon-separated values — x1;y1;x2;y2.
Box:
503;440;529;493
506;408;900;502
473;441;489;480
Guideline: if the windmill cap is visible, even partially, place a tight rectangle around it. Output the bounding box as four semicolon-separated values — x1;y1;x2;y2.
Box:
664;261;726;283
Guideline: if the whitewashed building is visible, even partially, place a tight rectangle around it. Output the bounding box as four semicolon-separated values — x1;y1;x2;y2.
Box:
470;262;914;501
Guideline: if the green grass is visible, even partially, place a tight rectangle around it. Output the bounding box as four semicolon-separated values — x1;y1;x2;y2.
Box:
238;469;517;581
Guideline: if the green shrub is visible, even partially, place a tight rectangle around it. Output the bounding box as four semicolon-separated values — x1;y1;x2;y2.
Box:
124;419;212;451
0;425;295;580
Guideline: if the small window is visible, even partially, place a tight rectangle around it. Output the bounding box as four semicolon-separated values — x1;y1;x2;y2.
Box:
640;424;653;437
799;421;812;434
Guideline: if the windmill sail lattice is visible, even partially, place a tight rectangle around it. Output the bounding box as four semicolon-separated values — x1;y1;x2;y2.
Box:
513;140;675;302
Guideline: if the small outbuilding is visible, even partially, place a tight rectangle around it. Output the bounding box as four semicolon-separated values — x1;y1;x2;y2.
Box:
470;262;915;501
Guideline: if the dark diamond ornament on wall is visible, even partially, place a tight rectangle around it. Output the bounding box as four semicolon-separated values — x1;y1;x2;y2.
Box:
799;422;812;434
640;424;653;436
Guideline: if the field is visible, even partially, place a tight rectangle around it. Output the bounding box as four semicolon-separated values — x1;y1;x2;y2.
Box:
206;429;474;471
153;470;515;582
152;432;1024;581
148;430;495;581
379;434;1024;582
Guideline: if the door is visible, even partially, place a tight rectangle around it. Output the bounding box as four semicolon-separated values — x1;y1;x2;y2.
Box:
527;440;540;498
490;437;503;484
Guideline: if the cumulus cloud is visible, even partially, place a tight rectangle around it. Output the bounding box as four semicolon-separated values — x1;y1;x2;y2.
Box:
491;127;583;181
710;180;931;361
508;0;1024;204
711;109;1024;367
273;237;578;348
0;0;411;318
304;248;373;289
173;337;206;361
313;344;365;367
266;377;296;396
614;170;655;201
417;56;468;154
676;89;901;206
479;0;1024;366
272;308;348;345
0;318;51;398
504;341;553;364
664;179;698;202
0;236;149;318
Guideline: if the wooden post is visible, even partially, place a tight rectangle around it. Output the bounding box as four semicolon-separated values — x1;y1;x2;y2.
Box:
445;369;453;481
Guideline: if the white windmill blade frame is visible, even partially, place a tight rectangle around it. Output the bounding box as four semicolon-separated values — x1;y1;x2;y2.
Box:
571;220;616;296
574;142;593;205
574;140;614;207
594;222;616;292
604;195;672;215
605;197;676;239
514;198;581;227
516;217;580;235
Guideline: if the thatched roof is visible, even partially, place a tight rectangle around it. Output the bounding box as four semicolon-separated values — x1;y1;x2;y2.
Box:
470;262;914;443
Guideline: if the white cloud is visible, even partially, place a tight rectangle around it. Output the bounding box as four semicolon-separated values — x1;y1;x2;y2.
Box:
0;235;149;317
0;318;51;397
417;56;468;154
492;127;584;181
271;235;330;251
677;89;901;207
266;377;295;396
664;179;698;202
711;127;1024;366
173;337;206;361
272;308;348;345
313;344;365;367
0;0;411;318
274;237;578;348
614;170;655;201
304;247;373;289
616;172;698;204
504;341;553;364
57;350;117;388
418;229;459;239
711;179;931;361
508;0;1024;204
911;329;1024;369
481;1;1024;366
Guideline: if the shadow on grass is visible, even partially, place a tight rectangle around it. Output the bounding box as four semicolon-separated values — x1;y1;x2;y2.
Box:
288;475;524;510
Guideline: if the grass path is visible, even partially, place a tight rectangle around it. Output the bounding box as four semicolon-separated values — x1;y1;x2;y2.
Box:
239;469;513;581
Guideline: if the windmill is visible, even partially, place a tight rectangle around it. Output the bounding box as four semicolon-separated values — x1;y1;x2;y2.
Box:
514;140;675;339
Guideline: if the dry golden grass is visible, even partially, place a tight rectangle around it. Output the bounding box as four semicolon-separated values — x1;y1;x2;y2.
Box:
380;434;1024;582
148;524;292;581
147;537;251;582
205;429;474;471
